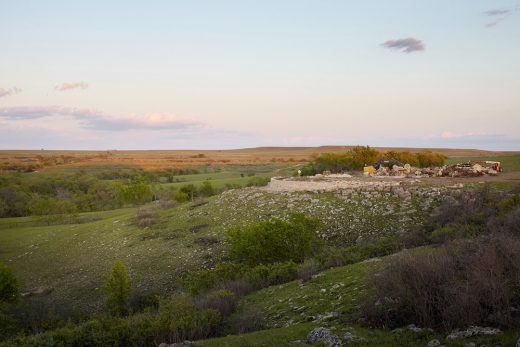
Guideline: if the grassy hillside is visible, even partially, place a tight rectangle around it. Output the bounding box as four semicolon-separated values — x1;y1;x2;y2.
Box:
201;255;520;347
0;181;434;315
202;254;520;347
0;202;227;315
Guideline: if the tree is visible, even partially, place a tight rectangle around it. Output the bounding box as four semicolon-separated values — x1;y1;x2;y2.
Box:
0;262;19;305
350;145;381;169
101;261;131;316
227;213;321;266
180;184;198;201
199;181;215;197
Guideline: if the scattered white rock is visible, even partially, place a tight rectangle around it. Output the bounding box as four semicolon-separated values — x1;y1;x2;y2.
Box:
343;331;364;342
159;341;195;347
446;326;502;340
406;324;433;333
426;339;442;347
306;327;342;347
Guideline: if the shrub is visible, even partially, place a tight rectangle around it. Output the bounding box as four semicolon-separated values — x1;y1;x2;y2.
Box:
228;308;265;334
181;263;247;295
362;233;520;330
154;298;220;343
415;151;445;167
428;186;501;230
192;290;236;318
174;191;190;203
133;208;156;228
10;298;220;346
431;223;485;243
489;206;520;235
227;212;320;266
297;259;319;282
0;261;19;305
266;261;298;284
179;184;198;200
182;261;299;295
199;181;215;197
218;279;255;297
101;261;132;316
246;176;270;187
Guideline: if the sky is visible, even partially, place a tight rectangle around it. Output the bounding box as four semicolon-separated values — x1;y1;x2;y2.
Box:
1;0;519;150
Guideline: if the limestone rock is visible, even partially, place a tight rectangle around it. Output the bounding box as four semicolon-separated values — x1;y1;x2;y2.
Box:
306;327;342;346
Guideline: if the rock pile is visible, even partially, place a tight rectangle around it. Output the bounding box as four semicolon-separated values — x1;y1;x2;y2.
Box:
306;327;342;346
370;163;499;178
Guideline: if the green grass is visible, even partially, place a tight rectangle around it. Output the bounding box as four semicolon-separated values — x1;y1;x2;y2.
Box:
158;163;290;190
201;322;519;347
0;182;430;315
445;154;520;172
232;259;381;328
161;174;271;190
0;200;228;315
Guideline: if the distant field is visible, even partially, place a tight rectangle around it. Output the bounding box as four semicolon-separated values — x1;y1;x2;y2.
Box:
1;146;517;172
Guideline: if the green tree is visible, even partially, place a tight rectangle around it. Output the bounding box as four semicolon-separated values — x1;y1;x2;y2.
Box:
101;261;131;316
0;262;19;305
350;145;381;169
180;184;198;201
199;181;215;197
227;213;321;266
174;191;190;203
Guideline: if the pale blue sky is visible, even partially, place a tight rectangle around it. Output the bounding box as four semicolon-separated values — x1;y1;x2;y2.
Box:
1;0;519;149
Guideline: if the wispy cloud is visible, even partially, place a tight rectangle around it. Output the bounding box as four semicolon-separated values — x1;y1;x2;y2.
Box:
381;37;425;53
484;9;510;16
0;105;202;131
0;87;22;99
54;81;89;91
483;8;512;27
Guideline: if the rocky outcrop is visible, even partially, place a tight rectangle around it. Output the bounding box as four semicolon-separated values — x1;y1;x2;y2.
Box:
306;327;342;346
446;326;502;339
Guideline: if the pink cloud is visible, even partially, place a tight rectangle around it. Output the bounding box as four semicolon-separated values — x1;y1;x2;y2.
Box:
0;105;202;131
54;81;89;91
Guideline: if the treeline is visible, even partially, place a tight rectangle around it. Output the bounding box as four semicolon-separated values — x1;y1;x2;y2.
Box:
0;169;271;218
0;172;153;218
0;154;111;172
300;146;446;175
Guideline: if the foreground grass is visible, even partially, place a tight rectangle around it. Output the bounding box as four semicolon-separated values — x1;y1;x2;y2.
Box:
203;253;519;346
232;259;381;329
201;323;519;347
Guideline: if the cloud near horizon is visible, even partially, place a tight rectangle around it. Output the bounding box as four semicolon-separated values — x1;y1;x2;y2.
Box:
54;81;89;91
0;105;202;131
381;37;425;53
0;87;22;99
